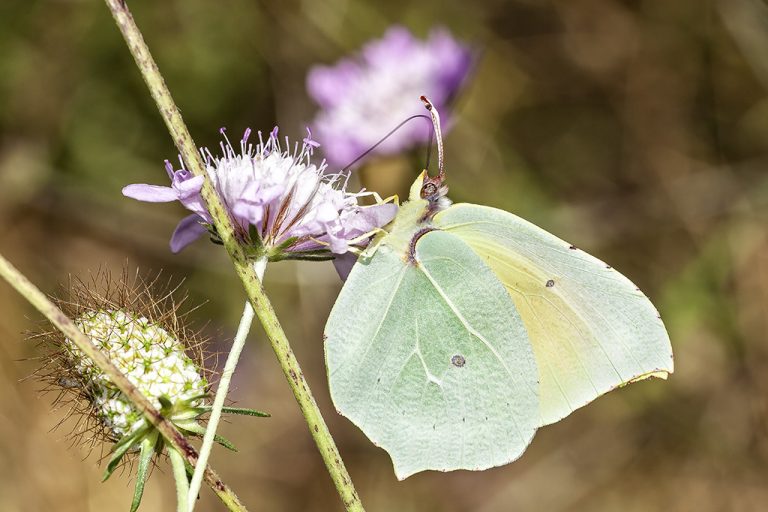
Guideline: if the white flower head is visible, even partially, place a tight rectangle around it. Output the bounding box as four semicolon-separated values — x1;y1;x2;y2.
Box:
67;309;206;438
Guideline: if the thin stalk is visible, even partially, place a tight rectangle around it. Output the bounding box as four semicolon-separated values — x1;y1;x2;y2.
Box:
169;448;191;512
0;254;247;512
188;258;265;510
102;1;364;510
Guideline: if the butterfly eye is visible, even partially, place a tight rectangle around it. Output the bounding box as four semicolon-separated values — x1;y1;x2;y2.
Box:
421;183;437;198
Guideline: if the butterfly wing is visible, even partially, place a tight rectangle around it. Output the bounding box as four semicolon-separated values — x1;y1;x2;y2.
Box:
324;230;539;479
434;203;674;426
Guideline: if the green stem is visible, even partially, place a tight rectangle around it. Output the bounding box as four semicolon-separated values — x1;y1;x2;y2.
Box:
169;447;191;512
187;258;265;511
0;254;247;512
101;1;364;510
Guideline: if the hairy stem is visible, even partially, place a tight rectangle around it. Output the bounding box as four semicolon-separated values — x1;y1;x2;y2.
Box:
169;447;191;512
102;1;364;510
0;254;247;512
188;258;265;511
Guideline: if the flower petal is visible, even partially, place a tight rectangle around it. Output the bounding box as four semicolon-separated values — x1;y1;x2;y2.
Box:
122;184;178;202
360;203;398;229
169;215;207;253
315;201;340;223
333;252;358;281
174;175;205;199
306;60;360;108
231;200;265;225
306;26;472;167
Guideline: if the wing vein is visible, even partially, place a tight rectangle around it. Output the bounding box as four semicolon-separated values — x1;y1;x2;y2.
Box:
418;257;528;448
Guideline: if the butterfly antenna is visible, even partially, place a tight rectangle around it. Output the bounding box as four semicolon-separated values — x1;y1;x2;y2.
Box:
420;95;444;179
340;114;432;173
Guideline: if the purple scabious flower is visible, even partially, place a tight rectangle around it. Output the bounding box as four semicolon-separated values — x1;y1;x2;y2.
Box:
307;26;472;167
123;128;397;267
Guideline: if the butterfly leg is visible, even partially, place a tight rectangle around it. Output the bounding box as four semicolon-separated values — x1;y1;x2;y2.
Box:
369;192;399;206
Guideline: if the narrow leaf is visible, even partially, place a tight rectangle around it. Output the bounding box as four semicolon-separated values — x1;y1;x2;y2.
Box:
168;447;190;512
130;434;158;512
157;395;173;412
197;405;270;417
102;427;148;482
214;434;238;452
174;419;206;436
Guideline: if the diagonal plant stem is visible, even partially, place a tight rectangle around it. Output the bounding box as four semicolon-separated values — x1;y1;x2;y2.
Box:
188;258;265;511
102;1;365;510
0;254;247;512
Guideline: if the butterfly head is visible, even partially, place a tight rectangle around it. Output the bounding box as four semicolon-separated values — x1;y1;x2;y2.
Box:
417;170;449;202
407;169;451;214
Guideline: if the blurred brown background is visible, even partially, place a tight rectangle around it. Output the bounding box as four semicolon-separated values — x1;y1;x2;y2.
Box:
1;0;767;510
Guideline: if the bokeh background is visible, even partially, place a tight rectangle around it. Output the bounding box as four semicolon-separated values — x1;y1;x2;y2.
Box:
1;0;767;510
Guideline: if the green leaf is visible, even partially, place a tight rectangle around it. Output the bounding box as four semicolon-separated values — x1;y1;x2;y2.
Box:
102;426;149;482
168;447;190;512
270;235;298;253
157;395;173;412
269;248;333;262
196;405;270;417
213;434;238;452
183;392;210;403
248;223;264;250
174;419;206;436
130;433;158;512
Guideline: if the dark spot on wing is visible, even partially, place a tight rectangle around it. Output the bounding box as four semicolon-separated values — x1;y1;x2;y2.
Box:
451;354;466;367
545;279;555;288
569;245;577;250
606;265;612;269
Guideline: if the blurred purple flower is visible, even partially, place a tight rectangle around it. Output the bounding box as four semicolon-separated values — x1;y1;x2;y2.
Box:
123;128;397;263
307;26;472;167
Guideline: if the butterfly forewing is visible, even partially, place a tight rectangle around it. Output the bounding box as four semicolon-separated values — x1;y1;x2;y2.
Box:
324;230;539;479
434;203;674;426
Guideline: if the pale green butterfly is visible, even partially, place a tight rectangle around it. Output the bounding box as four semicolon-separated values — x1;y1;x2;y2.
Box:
324;97;674;480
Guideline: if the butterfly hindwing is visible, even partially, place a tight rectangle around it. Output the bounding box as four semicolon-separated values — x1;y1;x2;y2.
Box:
434;203;674;426
324;229;539;479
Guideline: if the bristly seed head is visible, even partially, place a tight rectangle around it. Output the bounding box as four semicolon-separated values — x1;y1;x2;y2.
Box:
29;269;268;511
32;269;212;444
66;309;207;438
32;270;216;441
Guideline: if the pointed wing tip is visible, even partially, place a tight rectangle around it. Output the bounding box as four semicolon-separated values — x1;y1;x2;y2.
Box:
392;462;449;481
393;465;414;481
625;368;673;385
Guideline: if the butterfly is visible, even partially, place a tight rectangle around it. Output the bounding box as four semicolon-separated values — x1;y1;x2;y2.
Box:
324;97;674;480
